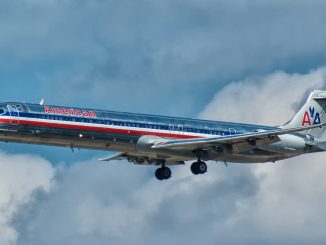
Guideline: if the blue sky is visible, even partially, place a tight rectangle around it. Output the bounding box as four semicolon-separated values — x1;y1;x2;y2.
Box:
1;0;326;244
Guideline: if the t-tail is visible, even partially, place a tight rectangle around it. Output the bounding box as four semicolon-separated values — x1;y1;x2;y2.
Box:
284;90;326;138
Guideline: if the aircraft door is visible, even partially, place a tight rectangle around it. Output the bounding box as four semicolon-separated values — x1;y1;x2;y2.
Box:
7;105;20;125
169;124;174;135
177;125;184;135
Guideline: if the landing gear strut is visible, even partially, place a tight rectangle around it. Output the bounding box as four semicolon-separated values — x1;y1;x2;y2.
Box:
155;166;172;181
191;160;207;175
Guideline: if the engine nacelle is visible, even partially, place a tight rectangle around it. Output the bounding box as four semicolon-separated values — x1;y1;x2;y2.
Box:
260;134;306;154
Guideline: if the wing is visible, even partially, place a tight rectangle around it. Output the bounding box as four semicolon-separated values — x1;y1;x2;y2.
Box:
99;152;128;161
152;123;326;152
99;152;185;165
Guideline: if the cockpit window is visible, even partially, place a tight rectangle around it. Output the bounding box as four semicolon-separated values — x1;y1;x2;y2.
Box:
0;109;5;115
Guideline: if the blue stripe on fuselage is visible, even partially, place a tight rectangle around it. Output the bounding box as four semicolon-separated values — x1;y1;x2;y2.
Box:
0;103;278;137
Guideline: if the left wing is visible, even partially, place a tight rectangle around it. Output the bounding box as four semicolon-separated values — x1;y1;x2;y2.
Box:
152;123;326;151
99;152;185;165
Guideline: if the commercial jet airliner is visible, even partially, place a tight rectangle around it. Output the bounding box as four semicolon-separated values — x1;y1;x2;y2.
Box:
1;90;326;180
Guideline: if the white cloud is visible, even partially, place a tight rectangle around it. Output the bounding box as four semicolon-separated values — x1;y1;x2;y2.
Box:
200;67;326;243
200;67;326;125
252;153;326;242
5;67;326;245
0;152;54;245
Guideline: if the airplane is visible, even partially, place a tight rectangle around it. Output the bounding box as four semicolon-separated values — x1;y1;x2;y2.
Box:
0;90;326;180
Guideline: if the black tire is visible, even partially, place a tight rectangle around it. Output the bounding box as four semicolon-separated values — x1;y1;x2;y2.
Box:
161;167;172;179
198;161;207;174
191;162;200;175
155;167;172;180
191;161;207;175
155;168;164;181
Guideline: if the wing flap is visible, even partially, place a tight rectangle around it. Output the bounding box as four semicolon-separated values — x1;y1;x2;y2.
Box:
99;152;128;161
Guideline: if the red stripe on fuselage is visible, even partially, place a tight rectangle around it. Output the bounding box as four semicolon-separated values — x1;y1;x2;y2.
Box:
0;118;200;139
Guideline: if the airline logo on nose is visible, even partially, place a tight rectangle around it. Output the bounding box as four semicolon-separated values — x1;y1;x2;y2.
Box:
302;106;321;126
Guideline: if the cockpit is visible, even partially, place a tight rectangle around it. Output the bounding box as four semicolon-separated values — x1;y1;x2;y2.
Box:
0;103;23;116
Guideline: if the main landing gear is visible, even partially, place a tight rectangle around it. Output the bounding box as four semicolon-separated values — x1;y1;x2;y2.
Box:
155;166;172;181
190;160;207;175
154;160;208;180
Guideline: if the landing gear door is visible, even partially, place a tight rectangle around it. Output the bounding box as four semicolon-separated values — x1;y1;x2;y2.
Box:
7;105;20;125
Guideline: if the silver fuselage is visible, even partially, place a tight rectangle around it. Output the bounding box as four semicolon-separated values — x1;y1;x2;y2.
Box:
0;102;320;164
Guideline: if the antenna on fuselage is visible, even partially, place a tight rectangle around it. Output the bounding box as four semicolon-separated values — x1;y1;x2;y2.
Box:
39;98;45;105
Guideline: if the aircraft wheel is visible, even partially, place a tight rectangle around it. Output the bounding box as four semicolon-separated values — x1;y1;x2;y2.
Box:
198;161;207;174
161;167;172;179
191;161;207;175
191;162;200;175
155;167;172;180
155;168;164;180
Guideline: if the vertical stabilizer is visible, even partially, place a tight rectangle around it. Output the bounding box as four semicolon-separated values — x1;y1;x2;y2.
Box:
284;90;326;138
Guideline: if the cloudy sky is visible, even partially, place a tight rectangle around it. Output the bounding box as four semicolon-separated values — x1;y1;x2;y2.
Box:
1;0;326;244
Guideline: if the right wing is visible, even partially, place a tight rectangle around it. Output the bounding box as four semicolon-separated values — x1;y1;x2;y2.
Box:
151;123;326;152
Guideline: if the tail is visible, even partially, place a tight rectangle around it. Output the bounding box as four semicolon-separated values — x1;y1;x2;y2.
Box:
284;90;326;138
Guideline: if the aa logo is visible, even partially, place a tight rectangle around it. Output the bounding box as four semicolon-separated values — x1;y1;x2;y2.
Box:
302;106;321;126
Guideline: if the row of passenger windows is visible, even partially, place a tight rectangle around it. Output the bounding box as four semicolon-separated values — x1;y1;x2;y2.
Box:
33;113;234;135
